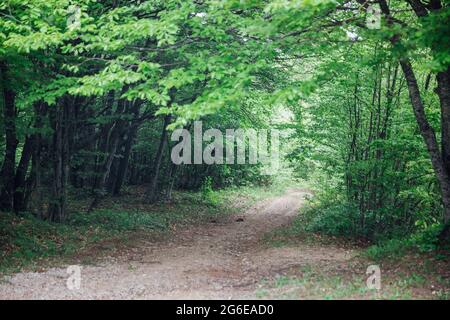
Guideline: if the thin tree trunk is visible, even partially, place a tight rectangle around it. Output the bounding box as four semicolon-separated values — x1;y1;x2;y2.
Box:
13;135;34;213
32;103;46;219
112;124;138;195
48;104;66;222
87;123;120;212
0;61;17;212
92;91;116;191
88;98;129;211
109;100;142;195
146;115;171;202
47;98;72;222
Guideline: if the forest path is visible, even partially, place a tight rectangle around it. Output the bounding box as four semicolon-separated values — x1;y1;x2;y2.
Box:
0;189;356;299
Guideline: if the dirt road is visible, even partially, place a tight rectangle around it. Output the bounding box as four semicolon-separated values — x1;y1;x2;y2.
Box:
0;189;356;299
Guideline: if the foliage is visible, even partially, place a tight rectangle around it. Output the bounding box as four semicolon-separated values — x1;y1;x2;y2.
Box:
0;188;235;273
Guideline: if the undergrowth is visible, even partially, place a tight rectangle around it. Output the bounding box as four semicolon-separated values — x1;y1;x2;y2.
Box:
0;189;234;274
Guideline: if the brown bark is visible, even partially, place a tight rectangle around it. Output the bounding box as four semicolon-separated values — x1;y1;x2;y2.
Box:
109;100;142;195
146;115;171;202
13;135;34;213
436;67;450;241
88;98;130;211
47;104;65;222
436;67;450;182
32;103;46;219
112;124;137;196
400;59;450;226
47;98;72;222
0;61;18;212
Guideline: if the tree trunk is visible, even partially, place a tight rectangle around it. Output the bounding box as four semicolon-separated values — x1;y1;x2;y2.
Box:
164;160;178;201
13;135;34;213
91;91;116;191
88;98;129;211
146;115;171;202
47;98;72;222
109;100;142;195
48;105;65;222
0;61;17;212
436;67;450;241
436;67;450;180
87;124;120;212
376;0;450;241
112;124;137;196
32;103;46;219
400;60;450;233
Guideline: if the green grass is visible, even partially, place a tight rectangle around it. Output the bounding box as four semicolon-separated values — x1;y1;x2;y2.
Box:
254;268;374;300
261;201;449;300
363;239;414;261
253;265;448;300
363;224;449;261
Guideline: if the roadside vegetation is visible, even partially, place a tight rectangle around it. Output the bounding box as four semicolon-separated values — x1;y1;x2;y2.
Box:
263;194;450;299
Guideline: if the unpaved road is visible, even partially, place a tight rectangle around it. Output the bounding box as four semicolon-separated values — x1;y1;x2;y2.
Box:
0;189;355;299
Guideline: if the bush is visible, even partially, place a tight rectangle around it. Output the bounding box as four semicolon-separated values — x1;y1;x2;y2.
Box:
411;223;444;252
303;203;362;238
299;190;448;257
200;177;220;206
364;224;447;260
365;238;414;260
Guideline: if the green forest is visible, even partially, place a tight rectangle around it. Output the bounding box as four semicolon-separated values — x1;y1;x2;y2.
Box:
0;0;449;300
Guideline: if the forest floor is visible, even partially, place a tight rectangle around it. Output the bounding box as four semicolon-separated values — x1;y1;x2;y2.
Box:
0;188;449;299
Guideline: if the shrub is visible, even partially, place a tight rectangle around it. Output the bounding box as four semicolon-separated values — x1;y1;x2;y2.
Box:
303;203;361;238
200;177;219;206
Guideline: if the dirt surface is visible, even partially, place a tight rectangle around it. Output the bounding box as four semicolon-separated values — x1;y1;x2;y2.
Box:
0;189;362;299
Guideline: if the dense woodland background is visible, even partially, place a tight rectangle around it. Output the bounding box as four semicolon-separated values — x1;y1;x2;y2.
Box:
0;0;449;268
